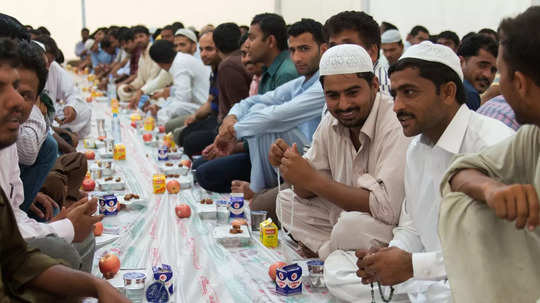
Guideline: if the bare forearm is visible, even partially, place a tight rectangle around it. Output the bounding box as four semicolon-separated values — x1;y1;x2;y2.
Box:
29;265;99;298
449;168;499;202
308;173;371;212
195;101;212;120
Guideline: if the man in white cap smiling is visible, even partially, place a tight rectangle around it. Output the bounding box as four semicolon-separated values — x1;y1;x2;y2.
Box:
326;41;514;302
381;29;404;65
272;44;410;262
174;28;198;55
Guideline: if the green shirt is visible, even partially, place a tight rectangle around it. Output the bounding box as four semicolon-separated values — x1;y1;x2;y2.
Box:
440;125;540;303
0;186;59;302
258;51;299;94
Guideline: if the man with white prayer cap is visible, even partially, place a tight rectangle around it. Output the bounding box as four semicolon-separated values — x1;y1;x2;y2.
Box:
325;41;514;302
381;29;404;65
272;44;410;262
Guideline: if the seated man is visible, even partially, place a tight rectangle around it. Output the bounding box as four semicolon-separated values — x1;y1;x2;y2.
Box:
0;36;128;302
381;29;403;65
457;33;498;110
147;40;210;124
477;94;520;130
115;28;141;87
331;42;514;302
37;35;92;139
436;30;460;53
275;44;410;261
74;28;90;61
90;38;117;75
196;17;323;194
117;25;161;104
439;7;540;302
239;33;265;96
180;23;250;157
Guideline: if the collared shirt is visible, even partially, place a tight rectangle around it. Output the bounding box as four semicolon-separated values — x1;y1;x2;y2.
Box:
130;43;161;90
374;59;391;95
158;52;210;120
75;40;87;58
258;50;299;94
390;105;514;294
45;61;92;137
209;71;219;113
230;70;323;141
305;93;410;225
0;145;75;242
16;105;47;165
217;51;251;121
463;79;481;110
477;95;520;131
0;184;60;301
249;75;261;96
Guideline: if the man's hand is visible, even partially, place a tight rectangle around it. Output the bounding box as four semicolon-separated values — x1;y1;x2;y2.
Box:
66;197;103;242
215;134;236;156
358;247;413;286
483;182;540;230
219;115;238;138
30;192;60;221
128;90;143;109
148;104;161;116
201;143;218;160
269;138;290;167
279;144;315;188
184;114;196;126
123;84;134;93
151;88;170;100
63;106;77;124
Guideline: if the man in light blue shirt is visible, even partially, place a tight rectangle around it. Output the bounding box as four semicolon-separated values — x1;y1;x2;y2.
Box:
195;19;327;195
90;38;117;69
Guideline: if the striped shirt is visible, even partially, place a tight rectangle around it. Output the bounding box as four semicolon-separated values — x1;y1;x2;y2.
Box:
477;95;520;131
16;105;47;165
374;59;391;95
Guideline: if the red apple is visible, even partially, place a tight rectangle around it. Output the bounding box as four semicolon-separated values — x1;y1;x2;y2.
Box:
142;133;153;142
269;262;287;282
94;221;103;236
86;96;93;103
99;253;120;279
84;150;95;160
158;125;165;133
82;178;95;191
180;159;192;168
175;204;191;218
166;180;180;194
97;136;106;141
131;121;137;128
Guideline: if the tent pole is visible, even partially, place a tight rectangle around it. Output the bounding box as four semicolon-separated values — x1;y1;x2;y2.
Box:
81;0;87;28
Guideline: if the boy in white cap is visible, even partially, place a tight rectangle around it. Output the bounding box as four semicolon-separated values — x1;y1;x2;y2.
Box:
326;41;514;302
272;44;410;261
381;29;404;65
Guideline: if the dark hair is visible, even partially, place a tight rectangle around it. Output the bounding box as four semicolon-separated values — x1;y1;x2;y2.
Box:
323;11;380;50
132;25;150;36
239;33;249;47
152;28;161;41
457;33;498;59
498;6;540;86
319;72;375;88
461;31;476;42
0;38;20;67
0;13;30;40
119;28;134;43
37;26;50;36
380;21;398;32
239;25;249;32
149;39;176;64
479;28;498;41
213;23;241;54
251;13;288;51
162;25;175;34
288;18;325;45
101;38;112;49
389;58;466;104
17;40;48;96
172;22;184;32
34;35;64;63
410;25;429;36
90;27;107;39
437;30;460;46
81;28;89;33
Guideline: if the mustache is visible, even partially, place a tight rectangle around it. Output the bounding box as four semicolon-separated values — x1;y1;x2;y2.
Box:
1;110;23;124
334;107;360;114
396;111;415;119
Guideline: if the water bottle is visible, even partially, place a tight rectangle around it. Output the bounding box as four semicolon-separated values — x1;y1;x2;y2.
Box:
112;113;122;144
107;74;117;102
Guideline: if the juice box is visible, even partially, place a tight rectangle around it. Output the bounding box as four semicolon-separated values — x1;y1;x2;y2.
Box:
163;132;176;149
113;144;126;160
144;116;155;131
99;194;118;216
229;193;244;219
152;264;174;295
260;218;278;248
276;263;302;296
153;174;166;194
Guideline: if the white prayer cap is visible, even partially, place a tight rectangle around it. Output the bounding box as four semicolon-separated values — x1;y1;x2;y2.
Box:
399;41;463;80
319;44;373;76
381;29;402;44
175;28;198;43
